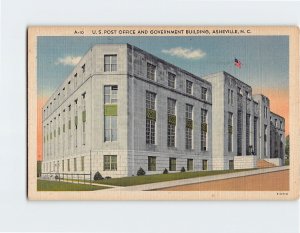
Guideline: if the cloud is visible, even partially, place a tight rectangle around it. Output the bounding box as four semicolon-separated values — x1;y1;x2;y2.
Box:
162;47;206;60
55;56;82;66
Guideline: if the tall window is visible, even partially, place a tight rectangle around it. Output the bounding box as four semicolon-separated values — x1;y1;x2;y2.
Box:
146;91;156;144
67;159;70;171
187;159;193;171
228;89;234;105
104;55;117;72
237;109;243;155
253;117;258;155
147;63;156;80
148;156;156;171
186;80;193;95
62;160;64;172
74;73;77;87
74;158;77;171
81;156;84;171
68;105;71;150
82;93;86;145
103;155;117;171
202;160;208;170
264;124;267;156
104;116;117;141
201;109;208;151
185;104;193;149
168;72;176;88
201;87;207;100
246;114;251;154
104;85;118;104
74;99;78;148
228;112;233;152
167;98;176;147
169;158;176;171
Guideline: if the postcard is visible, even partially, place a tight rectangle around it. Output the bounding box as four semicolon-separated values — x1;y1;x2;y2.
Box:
27;26;299;200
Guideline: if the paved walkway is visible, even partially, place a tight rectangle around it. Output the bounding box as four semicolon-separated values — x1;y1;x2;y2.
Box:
105;166;289;191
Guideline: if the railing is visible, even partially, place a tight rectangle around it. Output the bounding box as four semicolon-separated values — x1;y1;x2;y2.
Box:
41;172;92;185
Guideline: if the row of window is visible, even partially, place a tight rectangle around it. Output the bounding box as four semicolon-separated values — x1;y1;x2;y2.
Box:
44;54;117;118
145;91;208;150
148;156;208;171
147;62;208;100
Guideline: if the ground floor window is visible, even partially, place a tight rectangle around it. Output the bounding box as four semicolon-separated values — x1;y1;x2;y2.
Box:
148;156;156;171
74;158;77;171
104;155;117;171
169;158;176;171
229;160;234;170
81;156;85;171
202;160;208;170
187;159;193;171
67;159;70;171
167;123;176;147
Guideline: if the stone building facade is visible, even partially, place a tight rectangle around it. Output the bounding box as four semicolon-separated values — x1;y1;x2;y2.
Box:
41;44;285;178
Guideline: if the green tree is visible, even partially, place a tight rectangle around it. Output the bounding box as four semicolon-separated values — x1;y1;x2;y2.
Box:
285;135;289;158
37;161;42;177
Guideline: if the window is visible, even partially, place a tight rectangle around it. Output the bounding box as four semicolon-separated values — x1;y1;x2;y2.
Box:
246;114;251;154
74;158;77;171
201;109;208;151
103;155;117;171
237;110;243;155
201;87;207;100
146;119;155;144
74;73;77;87
228;89;234;105
229;160;234;170
104;116;117;142
147;63;156;80
104;55;117;72
167;98;176;115
146;91;156;110
169;158;176;171
167;98;176;148
275;119;278;128
62;160;64;172
185;104;193;150
264;124;267;156
81;156;84;171
82;64;85;73
228;112;233;152
202;160;208;170
148;156;156;171
146;91;156;145
67;159;70;171
187;159;193;171
186;80;193;94
82;93;86;145
254;117;258;155
74;99;78;148
280;121;283;130
104;85;118;104
168;72;176;88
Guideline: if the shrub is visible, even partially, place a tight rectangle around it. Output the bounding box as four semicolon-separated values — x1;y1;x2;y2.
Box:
94;171;104;180
55;175;59;180
181;167;186;172
137;167;146;176
105;176;111;179
163;168;169;174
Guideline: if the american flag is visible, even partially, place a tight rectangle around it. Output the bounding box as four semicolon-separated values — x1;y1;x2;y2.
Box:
234;58;242;68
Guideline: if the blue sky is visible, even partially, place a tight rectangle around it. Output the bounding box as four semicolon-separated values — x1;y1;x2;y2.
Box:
37;36;289;97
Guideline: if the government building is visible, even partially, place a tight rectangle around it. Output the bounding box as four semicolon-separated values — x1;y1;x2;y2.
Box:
41;44;285;178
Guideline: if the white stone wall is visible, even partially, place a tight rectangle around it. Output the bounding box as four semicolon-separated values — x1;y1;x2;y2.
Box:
234;155;258;169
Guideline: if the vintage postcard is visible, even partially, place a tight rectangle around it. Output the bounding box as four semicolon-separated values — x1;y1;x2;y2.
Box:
27;26;299;200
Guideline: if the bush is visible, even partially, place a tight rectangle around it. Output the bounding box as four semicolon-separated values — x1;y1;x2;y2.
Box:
105;176;111;179
181;167;186;172
137;167;146;176
163;168;168;174
55;175;59;180
94;171;104;180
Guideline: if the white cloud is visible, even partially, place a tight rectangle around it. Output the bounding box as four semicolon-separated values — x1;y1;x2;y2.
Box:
162;47;206;60
55;56;82;66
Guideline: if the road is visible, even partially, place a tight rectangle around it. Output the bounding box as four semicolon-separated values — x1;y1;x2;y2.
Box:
158;170;289;191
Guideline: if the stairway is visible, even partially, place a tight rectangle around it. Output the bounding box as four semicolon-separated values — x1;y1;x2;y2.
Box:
257;160;277;168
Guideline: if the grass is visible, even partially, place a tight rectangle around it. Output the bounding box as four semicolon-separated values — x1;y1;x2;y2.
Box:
93;169;254;187
37;179;109;191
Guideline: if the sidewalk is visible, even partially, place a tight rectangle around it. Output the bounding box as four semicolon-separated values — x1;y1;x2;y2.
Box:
105;166;289;191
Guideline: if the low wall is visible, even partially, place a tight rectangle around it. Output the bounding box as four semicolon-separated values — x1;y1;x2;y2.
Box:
264;158;283;166
234;155;258;169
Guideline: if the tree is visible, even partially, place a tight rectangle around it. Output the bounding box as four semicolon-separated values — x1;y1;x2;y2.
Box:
37;161;42;177
285;135;289;159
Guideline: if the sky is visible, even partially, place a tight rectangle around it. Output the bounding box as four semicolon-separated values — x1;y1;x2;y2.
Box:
37;36;289;160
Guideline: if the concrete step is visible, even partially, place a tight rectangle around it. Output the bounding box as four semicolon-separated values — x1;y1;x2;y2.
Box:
257;160;276;168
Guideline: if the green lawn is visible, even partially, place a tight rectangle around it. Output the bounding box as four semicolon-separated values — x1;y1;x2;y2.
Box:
94;169;254;187
37;179;109;191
